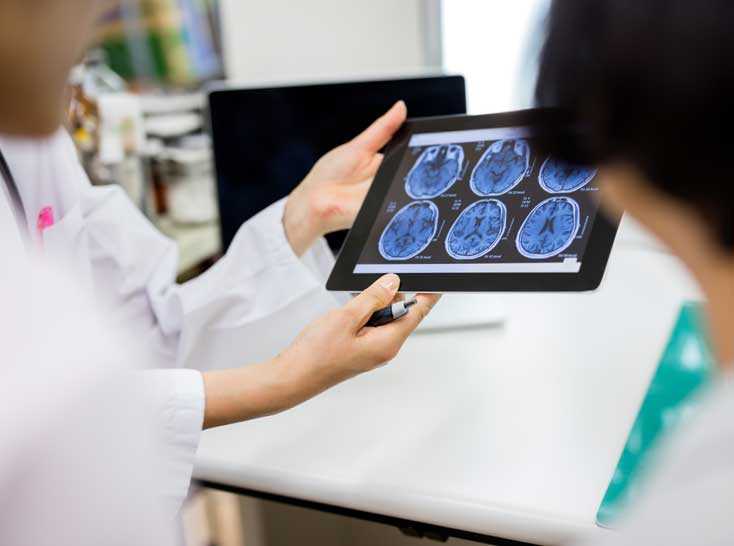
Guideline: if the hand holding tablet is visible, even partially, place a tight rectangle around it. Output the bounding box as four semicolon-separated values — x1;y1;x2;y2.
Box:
328;110;622;293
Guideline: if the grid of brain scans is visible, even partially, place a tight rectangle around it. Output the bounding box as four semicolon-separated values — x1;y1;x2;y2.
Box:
354;126;601;274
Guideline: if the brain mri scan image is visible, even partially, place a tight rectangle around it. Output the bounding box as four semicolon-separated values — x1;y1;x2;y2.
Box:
445;199;507;260
379;201;439;260
516;197;581;259
405;145;465;199
470;139;530;196
539;157;597;193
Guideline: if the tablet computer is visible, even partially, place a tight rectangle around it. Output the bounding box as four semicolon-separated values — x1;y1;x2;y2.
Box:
327;109;621;293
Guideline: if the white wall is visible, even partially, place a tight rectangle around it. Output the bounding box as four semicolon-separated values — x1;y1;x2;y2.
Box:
220;0;440;84
442;0;550;114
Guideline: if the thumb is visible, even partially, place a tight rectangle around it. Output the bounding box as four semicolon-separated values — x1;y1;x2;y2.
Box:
350;101;407;153
343;274;401;331
353;152;384;182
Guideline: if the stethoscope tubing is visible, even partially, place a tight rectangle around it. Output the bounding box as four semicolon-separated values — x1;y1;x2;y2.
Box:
0;148;31;248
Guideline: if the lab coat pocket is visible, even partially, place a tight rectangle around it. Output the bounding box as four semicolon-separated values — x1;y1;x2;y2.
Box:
41;204;94;287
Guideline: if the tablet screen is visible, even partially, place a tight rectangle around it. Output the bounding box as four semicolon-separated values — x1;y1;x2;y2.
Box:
353;126;601;275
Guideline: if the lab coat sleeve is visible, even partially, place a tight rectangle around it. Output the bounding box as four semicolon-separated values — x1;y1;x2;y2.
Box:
142;369;205;513
67;155;339;371
171;197;342;370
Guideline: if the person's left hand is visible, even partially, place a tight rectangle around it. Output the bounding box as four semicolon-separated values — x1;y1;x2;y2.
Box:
283;101;407;256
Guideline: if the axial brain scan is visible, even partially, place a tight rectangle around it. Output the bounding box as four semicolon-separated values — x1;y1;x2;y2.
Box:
516;196;580;259
445;199;507;260
470;139;530;196
539;157;597;193
379;201;439;260
405;144;464;199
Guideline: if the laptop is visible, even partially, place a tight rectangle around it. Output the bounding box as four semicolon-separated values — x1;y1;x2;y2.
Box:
208;75;467;251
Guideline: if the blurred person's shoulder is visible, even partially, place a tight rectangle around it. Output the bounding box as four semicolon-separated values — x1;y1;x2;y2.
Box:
665;375;734;472
0;237;174;546
580;376;734;546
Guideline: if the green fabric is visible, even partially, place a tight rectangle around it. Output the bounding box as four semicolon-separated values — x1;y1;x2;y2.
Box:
596;302;716;527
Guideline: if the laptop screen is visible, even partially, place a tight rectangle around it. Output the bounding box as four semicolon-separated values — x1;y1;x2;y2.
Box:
209;76;467;251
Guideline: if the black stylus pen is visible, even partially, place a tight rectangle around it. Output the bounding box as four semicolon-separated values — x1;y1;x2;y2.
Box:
366;296;418;327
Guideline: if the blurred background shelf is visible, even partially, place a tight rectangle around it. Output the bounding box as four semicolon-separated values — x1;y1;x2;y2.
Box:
156;215;220;278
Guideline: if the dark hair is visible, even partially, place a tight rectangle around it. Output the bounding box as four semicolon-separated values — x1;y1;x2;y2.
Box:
536;0;733;249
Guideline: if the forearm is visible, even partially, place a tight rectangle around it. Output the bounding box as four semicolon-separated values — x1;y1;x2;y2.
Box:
201;355;340;429
202;274;438;430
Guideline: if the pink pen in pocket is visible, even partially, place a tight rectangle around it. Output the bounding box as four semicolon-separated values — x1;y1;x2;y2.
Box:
36;206;55;245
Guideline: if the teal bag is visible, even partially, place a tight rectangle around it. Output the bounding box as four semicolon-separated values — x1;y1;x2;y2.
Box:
596;302;717;527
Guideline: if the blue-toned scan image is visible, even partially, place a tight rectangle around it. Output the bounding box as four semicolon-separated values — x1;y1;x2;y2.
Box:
379;201;439;260
405;144;464;199
516;197;581;259
445;200;507;260
470;139;530;196
539;157;597;193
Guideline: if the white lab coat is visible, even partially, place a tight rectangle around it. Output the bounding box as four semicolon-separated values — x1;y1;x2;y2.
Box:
0;249;175;546
576;374;734;546
0;129;341;511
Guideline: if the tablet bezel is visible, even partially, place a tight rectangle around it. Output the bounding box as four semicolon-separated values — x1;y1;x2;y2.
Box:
327;109;621;293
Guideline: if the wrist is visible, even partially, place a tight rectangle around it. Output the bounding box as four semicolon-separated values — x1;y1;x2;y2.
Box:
201;353;342;429
202;358;290;429
284;187;321;257
270;349;347;404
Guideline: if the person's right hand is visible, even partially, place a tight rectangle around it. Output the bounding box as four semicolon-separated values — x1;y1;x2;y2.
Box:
202;274;439;428
277;273;440;386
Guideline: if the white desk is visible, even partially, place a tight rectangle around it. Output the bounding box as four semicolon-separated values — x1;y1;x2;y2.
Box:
193;235;701;545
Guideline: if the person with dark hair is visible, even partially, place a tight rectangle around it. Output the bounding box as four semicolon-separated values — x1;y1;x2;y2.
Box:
536;0;733;544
